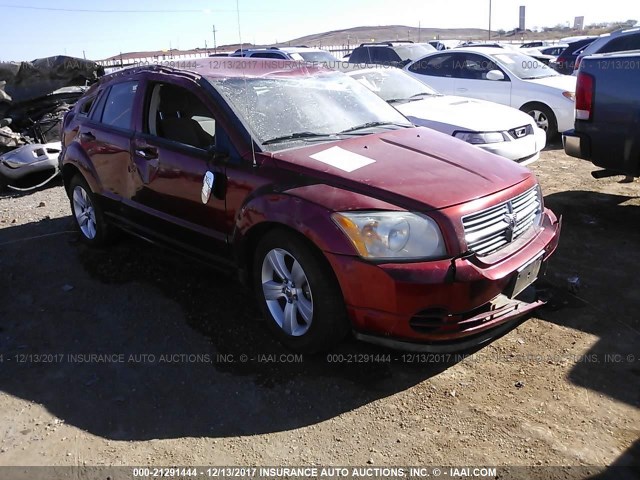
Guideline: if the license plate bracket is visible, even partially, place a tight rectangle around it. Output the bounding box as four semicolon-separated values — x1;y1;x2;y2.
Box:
506;252;544;299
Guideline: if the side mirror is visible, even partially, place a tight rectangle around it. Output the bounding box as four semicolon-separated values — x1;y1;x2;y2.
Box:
207;145;229;163
486;70;505;81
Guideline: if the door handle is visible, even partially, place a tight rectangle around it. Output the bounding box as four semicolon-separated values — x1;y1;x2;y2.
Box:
456;88;468;92
79;131;95;142
135;148;158;160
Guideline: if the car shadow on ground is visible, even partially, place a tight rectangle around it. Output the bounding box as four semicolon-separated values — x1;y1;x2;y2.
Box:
0;216;498;441
536;190;640;409
542;138;564;152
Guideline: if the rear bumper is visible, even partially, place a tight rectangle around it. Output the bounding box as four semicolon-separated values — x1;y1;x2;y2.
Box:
563;129;590;160
326;209;562;351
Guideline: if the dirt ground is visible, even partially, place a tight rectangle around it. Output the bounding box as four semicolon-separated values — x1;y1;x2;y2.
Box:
0;142;638;475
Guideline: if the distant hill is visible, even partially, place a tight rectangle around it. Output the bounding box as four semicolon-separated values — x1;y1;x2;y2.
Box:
100;23;616;62
275;25;491;48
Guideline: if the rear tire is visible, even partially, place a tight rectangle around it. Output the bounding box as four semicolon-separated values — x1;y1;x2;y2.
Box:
521;103;558;143
68;175;112;246
253;229;350;353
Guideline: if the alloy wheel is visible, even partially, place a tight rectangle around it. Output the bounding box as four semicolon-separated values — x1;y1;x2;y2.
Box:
260;248;313;337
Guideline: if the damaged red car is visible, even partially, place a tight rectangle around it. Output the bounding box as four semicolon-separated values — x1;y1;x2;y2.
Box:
59;58;561;352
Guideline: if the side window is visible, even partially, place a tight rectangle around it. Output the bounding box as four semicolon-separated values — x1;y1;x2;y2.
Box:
146;83;216;150
349;47;368;63
100;81;138;130
457;54;502;80
408;53;456;77
371;48;401;63
77;96;96;116
251;52;287;59
90;88;109;122
601;34;640;53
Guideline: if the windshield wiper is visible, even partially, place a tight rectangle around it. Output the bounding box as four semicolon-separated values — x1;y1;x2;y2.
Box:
262;132;335;145
387;93;436;104
338;121;411;134
410;92;437;98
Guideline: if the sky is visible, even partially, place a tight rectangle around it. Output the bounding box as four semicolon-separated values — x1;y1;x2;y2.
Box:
0;0;636;61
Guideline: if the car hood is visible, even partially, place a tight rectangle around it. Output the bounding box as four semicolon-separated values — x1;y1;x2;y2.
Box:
395;96;536;133
523;74;576;92
269;127;532;211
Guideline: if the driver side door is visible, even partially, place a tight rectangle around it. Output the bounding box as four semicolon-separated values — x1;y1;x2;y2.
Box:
128;77;228;255
453;53;512;106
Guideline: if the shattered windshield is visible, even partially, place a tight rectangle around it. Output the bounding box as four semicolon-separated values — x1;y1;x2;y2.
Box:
208;71;412;150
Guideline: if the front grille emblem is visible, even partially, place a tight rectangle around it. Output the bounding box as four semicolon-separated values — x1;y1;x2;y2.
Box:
503;212;518;242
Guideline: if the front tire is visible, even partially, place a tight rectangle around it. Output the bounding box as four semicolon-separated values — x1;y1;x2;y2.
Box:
68;175;112;246
521;103;558;143
253;229;350;353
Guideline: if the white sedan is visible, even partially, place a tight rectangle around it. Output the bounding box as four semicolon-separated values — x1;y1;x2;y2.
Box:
404;47;576;140
347;68;545;165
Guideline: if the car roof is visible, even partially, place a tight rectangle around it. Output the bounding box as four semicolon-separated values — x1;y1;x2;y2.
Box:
99;58;333;83
442;46;508;54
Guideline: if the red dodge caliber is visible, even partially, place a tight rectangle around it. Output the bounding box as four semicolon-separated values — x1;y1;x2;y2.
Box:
59;58;561;352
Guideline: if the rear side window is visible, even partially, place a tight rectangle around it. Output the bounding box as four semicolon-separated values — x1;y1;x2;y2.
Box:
100;81;138;130
408;53;457;77
77;96;96;116
251;51;287;59
370;48;401;63
601;33;640;53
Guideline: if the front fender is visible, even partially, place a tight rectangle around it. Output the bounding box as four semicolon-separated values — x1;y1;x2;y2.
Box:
232;192;357;257
62;142;102;194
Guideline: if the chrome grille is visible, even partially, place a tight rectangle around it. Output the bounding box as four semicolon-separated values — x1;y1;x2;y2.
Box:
462;187;542;256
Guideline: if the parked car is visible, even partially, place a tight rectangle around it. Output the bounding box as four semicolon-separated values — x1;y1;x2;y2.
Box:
573;28;640;73
348;41;436;67
550;38;596;75
573;27;640;74
563;50;640;179
59;58;561;352
538;45;568;57
520;41;550;49
229;46;339;62
404;47;577;141
346;67;545;164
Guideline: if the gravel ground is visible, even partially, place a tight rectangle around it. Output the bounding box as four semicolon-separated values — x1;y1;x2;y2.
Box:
0;144;638;475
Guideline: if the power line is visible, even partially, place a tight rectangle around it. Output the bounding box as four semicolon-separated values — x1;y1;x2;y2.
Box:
0;4;240;13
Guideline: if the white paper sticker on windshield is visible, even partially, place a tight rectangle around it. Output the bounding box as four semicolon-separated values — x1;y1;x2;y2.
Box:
309;146;375;172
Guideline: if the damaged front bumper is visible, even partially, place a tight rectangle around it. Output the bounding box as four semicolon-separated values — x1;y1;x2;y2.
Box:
0;142;61;181
327;209;562;352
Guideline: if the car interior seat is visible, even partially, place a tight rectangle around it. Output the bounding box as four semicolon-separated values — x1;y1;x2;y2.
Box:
156;85;214;149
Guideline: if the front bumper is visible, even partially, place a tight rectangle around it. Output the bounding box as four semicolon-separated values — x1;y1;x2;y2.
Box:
0;143;61;180
478;127;546;166
562;129;590;160
326;209;561;351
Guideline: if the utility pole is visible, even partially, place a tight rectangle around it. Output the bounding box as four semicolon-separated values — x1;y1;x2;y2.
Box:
418;21;421;42
488;0;492;40
212;25;217;54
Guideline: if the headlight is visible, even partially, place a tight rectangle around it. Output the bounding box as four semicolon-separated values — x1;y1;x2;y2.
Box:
1;159;24;169
332;211;446;260
453;131;508;145
562;91;575;101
